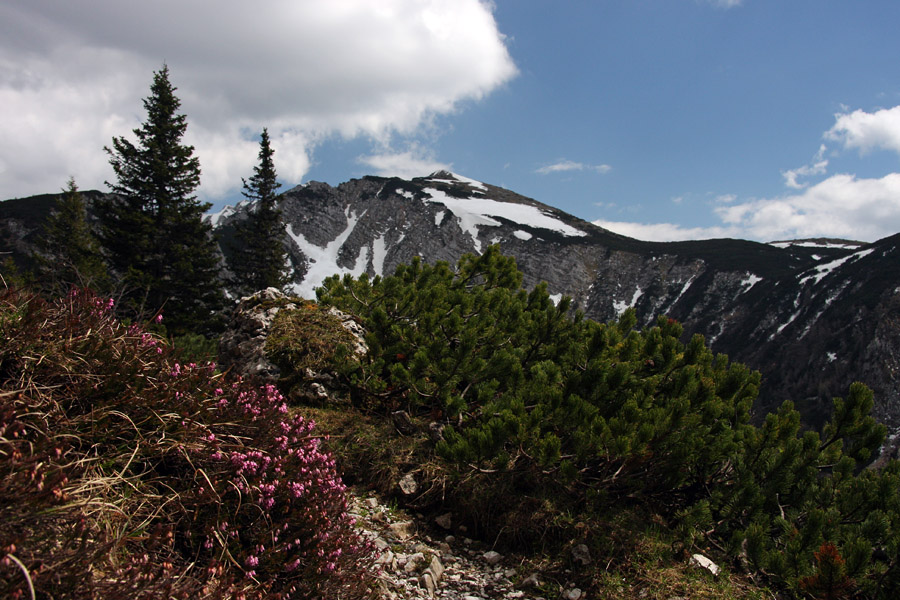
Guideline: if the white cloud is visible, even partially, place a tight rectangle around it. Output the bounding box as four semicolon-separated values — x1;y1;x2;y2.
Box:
826;105;900;156
593;219;738;242
598;173;900;242
715;173;900;241
782;145;829;189
0;0;516;199
536;160;612;175
358;148;451;180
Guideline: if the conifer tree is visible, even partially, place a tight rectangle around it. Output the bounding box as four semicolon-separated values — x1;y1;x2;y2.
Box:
34;178;108;291
227;128;291;296
97;65;224;334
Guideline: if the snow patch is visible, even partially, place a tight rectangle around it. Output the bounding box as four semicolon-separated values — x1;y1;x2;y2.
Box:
421;187;586;253
372;234;388;277
549;293;563;306
827;352;837;363
799;248;874;286
668;275;697;308
396;189;415;200
286;207;367;298
740;273;763;291
613;287;643;318
434;210;445;226
770;240;864;250
427;172;488;192
205;205;235;228
513;230;533;241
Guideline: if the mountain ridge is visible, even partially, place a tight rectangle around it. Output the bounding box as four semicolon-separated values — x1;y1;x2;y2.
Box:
4;172;900;435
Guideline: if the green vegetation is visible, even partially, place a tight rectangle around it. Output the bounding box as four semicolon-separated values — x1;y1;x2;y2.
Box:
97;65;224;335
227;128;292;296
0;288;372;599
303;245;900;599
264;300;362;400
33;178;108;292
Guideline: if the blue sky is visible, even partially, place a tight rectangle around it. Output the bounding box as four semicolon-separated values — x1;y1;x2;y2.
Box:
3;0;900;241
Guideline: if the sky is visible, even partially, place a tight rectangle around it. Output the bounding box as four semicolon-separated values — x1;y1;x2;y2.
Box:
3;0;900;242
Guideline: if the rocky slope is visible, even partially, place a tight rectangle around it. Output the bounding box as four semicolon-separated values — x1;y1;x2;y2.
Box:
212;171;900;431
4;172;900;432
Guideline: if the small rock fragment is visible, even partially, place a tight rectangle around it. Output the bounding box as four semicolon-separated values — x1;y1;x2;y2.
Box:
571;543;591;566
690;553;720;577
435;512;453;529
388;521;416;540
483;550;503;566
399;472;418;495
404;552;425;573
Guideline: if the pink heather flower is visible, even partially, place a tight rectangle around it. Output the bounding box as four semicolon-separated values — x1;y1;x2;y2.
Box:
155;314;163;323
245;555;259;568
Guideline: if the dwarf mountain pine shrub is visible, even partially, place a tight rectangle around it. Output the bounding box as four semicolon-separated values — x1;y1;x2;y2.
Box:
316;246;900;598
0;288;372;599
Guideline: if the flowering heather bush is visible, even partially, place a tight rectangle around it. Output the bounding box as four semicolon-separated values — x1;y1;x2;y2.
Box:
0;288;372;599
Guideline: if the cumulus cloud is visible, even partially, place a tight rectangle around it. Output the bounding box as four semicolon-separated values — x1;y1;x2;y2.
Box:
715;173;900;241
826;105;900;156
358;147;451;180
593;219;739;242
597;173;900;243
536;160;612;175
782;145;829;189
0;0;516;199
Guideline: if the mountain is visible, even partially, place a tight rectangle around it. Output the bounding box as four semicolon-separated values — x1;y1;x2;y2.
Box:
213;171;900;433
4;172;900;435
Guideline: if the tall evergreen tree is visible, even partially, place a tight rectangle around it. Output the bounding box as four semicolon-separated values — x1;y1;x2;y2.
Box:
97;65;224;334
34;178;108;292
227;128;291;296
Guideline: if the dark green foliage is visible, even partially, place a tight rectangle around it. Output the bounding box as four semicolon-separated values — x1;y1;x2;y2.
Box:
316;246;900;598
33;178;108;291
97;65;224;335
227;128;290;296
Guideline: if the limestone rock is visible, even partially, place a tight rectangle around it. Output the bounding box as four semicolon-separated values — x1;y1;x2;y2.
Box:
388;521;416;541
690;553;720;577
399;472;418;495
217;287;293;379
571;543;591;566
435;513;453;530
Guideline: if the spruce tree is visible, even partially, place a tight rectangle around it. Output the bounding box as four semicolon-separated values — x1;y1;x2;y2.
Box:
97;65;224;334
227;128;291;296
34;178;108;291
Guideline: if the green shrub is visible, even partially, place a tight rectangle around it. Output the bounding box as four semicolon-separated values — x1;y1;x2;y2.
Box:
317;246;900;598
